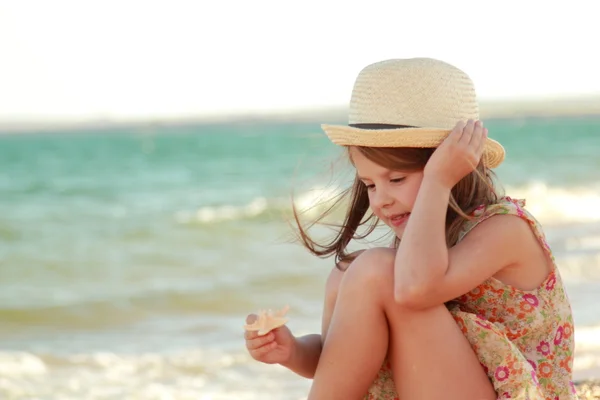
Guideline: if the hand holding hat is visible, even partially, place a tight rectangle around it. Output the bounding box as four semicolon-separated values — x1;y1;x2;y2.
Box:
424;119;488;188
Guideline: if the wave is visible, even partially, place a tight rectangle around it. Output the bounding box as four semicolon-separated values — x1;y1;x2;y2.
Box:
0;286;265;332
0;348;306;400
1;325;599;398
506;182;600;225
575;325;600;352
177;186;340;225
183;197;269;224
574;326;600;376
183;183;600;226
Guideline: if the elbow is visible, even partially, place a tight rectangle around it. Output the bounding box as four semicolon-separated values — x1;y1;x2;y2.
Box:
393;283;431;310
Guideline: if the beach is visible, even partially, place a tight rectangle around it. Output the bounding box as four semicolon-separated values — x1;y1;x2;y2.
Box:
0;112;599;399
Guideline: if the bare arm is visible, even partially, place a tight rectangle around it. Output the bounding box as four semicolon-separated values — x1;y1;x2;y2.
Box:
394;172;544;308
393;175;451;302
280;264;346;379
280;334;322;379
393;120;525;308
395;209;544;309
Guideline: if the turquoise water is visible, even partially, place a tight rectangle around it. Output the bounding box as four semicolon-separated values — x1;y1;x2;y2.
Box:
1;115;600;399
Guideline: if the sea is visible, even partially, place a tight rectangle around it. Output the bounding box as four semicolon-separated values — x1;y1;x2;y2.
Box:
1;114;599;399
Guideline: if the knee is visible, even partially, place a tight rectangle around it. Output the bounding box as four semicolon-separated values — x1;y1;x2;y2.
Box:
342;248;395;295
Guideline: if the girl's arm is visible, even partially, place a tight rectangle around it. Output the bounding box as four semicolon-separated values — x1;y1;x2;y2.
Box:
281;263;345;379
393;121;541;308
280;334;322;379
393;175;451;301
394;191;535;309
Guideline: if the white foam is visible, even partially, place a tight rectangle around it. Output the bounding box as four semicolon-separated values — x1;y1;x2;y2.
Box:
575;326;600;352
0;348;309;399
0;352;47;376
507;182;600;225
1;337;599;399
293;186;341;216
176;182;600;228
573;325;600;377
177;197;269;224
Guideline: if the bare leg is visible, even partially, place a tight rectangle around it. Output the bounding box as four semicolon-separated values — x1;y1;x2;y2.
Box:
386;298;495;399
307;250;390;399
308;248;495;400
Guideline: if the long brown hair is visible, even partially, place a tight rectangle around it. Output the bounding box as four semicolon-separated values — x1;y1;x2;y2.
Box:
292;146;501;270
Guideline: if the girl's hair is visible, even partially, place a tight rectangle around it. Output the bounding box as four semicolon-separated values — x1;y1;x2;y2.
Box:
292;146;500;270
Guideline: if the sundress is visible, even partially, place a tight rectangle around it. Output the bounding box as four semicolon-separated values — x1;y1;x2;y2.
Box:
365;197;578;399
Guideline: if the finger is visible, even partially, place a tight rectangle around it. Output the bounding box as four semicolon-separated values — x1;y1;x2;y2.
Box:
469;121;486;152
244;329;258;340
246;332;275;350
460;119;475;144
449;120;466;141
243;314;259;340
246;314;257;324
250;341;278;358
477;128;488;158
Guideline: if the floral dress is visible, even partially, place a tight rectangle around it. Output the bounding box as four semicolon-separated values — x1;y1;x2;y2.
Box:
365;197;578;399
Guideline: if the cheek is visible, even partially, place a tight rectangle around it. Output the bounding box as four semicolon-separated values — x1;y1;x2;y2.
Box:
390;183;420;208
406;185;420;206
405;178;423;205
367;193;384;216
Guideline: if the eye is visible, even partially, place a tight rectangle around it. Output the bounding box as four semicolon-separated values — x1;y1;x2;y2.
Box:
390;177;405;183
362;181;375;190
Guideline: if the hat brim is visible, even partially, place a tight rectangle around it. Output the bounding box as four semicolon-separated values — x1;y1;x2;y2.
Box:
321;124;505;169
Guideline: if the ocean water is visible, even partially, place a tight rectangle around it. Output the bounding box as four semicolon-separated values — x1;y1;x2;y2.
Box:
1;115;600;399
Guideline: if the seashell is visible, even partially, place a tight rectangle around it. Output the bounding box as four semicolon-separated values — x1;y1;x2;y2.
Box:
244;305;289;336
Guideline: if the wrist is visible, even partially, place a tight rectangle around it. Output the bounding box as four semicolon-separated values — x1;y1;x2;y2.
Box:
278;335;299;368
421;172;455;192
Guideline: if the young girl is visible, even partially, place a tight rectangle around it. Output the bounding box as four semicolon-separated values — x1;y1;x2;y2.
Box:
244;58;577;399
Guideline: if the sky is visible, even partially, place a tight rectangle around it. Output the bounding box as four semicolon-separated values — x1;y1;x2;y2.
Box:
0;0;598;124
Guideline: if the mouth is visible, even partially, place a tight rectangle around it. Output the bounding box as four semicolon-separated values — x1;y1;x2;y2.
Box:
389;212;410;227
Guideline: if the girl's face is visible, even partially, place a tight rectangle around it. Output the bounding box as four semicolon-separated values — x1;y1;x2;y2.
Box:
350;148;424;239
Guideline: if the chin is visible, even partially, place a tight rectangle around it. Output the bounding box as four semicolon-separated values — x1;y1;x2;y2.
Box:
390;225;405;240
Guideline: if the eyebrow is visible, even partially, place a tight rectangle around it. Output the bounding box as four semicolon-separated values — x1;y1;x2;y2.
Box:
358;171;404;181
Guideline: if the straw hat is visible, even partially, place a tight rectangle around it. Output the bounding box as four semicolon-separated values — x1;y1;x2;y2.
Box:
322;58;505;168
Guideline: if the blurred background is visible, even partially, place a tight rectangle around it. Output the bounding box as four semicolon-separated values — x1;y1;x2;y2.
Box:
1;1;599;399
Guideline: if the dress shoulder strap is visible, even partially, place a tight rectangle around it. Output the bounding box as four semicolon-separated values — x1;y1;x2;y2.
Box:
457;197;555;260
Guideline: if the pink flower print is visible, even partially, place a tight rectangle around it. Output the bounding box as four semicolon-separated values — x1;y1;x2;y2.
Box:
522;294;539;307
475;315;491;329
527;359;536;371
554;326;564;345
495;366;510;381
472;204;486;216
531;370;539;386
545;274;557;290
570;381;577;394
536;340;551;356
499;393;512;399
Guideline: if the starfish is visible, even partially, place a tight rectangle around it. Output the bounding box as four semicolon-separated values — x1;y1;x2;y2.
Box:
244;305;290;336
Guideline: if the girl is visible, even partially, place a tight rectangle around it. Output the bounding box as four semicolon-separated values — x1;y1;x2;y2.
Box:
244;58;577;399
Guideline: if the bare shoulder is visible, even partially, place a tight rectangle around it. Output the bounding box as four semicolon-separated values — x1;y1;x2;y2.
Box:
462;213;551;288
460;213;537;249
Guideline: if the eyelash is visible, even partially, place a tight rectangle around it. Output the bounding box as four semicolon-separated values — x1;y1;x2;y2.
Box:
365;177;405;190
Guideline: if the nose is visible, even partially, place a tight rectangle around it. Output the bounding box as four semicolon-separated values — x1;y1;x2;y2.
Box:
371;187;394;210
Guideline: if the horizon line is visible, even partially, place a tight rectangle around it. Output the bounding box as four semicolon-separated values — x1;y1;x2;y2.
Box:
1;95;599;134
